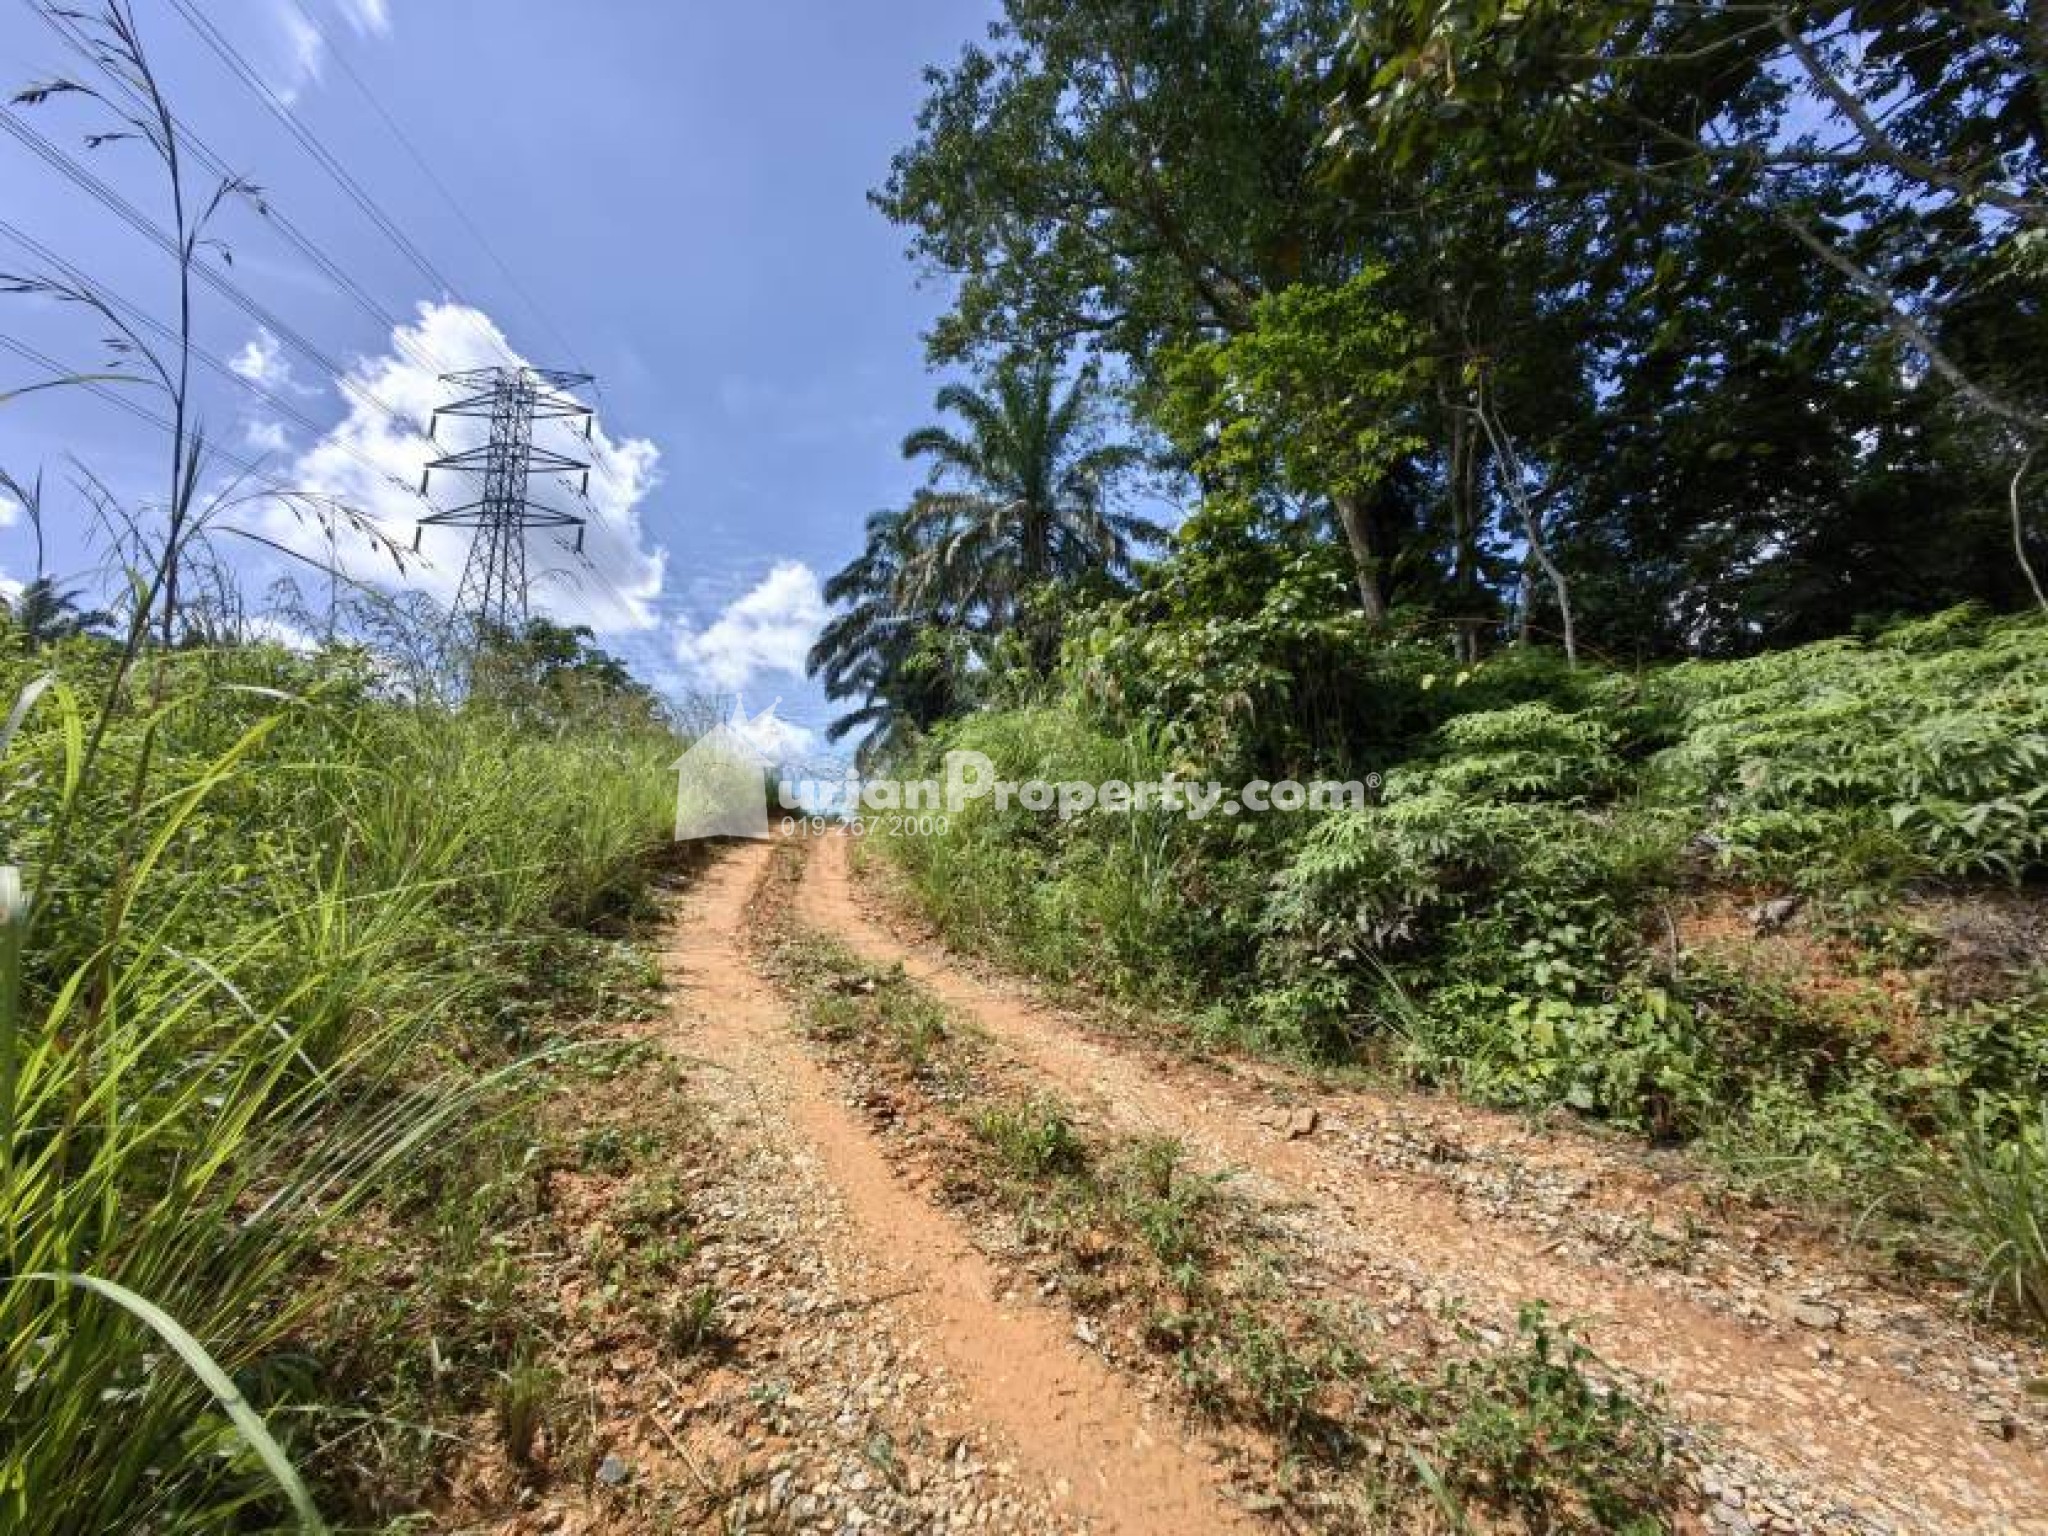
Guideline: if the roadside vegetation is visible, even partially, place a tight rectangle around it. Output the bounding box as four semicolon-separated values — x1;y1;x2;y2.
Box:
877;608;2048;1327
0;628;683;1530
0;14;687;1525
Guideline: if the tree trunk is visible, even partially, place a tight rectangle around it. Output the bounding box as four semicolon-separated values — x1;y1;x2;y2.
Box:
1471;387;1576;667
1448;409;1480;663
2012;446;2048;615
1332;490;1388;622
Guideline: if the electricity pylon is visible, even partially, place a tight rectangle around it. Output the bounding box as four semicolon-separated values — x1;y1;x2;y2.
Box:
414;366;595;635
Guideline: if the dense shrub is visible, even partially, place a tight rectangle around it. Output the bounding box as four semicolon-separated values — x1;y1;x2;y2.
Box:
880;609;2048;1317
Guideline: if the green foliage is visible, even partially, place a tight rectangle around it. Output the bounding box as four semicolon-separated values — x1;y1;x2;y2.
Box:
0;640;680;1532
973;1098;1088;1181
662;1283;727;1359
882;609;2048;1323
1941;1106;2048;1330
494;1356;558;1468
810;359;1152;763
1428;1306;1673;1536
0;576;115;653
1646;610;2048;881
1157;270;1420;504
470;617;666;732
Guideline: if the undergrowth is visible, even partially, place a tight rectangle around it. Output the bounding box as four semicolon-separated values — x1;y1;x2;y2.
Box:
875;608;2048;1330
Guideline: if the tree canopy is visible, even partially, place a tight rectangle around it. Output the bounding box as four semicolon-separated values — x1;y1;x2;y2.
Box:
860;0;2047;689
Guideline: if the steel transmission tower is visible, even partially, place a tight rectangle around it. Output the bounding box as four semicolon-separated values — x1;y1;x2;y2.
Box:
415;366;596;634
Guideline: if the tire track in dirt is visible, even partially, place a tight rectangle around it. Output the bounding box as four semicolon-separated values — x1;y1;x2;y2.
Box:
802;830;2048;1536
657;841;1255;1536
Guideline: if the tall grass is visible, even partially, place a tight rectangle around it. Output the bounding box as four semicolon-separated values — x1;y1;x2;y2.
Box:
0;637;681;1531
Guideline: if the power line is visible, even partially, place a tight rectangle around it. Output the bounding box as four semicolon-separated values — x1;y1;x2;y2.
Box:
151;0;620;490
19;0;457;381
162;0;480;328
2;329;317;498
1;330;444;633
276;0;598;390
0;105;433;450
0;215;432;507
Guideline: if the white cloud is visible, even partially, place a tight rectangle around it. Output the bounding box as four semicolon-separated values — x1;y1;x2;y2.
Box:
256;300;668;633
0;493;18;528
270;0;394;102
240;613;318;651
230;327;305;394
672;561;826;692
727;700;816;763
244;419;292;455
336;0;391;35
0;569;20;605
274;5;325;102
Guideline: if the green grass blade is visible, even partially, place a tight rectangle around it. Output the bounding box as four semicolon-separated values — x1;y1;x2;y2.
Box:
18;1270;328;1534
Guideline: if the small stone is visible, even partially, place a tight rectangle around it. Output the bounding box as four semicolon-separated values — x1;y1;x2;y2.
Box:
1286;1107;1320;1139
1746;894;1803;933
1973;1406;2016;1440
596;1454;631;1488
1073;1317;1100;1347
1787;1300;1840;1331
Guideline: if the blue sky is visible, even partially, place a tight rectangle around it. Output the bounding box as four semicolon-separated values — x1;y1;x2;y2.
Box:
0;0;998;762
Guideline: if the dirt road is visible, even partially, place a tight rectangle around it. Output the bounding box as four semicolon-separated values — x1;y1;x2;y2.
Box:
655;841;1251;1535
640;835;2048;1535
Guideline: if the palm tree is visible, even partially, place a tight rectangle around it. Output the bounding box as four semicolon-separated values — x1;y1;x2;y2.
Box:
810;359;1155;764
2;577;112;651
898;356;1156;658
807;503;969;767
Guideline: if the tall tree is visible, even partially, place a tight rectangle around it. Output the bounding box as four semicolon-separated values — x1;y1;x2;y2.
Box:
0;579;112;651
1336;0;2048;614
874;0;1409;599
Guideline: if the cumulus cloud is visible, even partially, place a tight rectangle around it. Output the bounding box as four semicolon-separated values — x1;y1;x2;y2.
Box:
0;493;18;528
269;0;394;103
244;418;292;455
230;327;306;394
256;300;667;633
337;0;391;35
672;561;826;692
725;700;817;764
274;4;325;102
240;613;319;652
